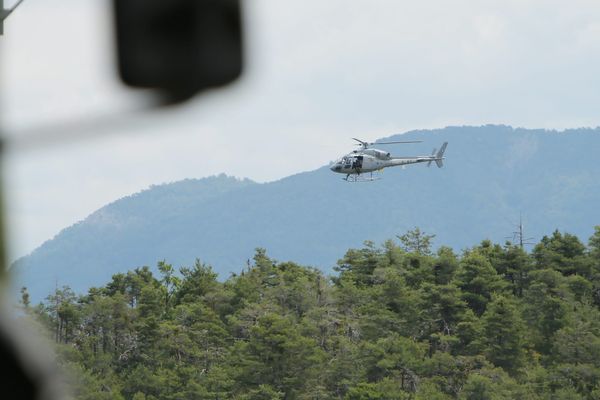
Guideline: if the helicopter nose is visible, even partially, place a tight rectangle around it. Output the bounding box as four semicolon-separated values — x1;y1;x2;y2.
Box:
331;164;341;172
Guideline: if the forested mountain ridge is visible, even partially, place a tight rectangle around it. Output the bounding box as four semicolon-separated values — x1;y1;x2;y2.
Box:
24;227;600;399
12;125;600;302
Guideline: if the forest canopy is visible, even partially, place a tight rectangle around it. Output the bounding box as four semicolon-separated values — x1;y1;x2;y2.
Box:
21;226;600;400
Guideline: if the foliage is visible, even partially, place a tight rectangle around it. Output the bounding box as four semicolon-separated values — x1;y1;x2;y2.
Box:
21;226;600;399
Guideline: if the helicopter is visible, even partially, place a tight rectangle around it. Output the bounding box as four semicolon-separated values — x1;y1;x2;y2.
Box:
330;138;448;181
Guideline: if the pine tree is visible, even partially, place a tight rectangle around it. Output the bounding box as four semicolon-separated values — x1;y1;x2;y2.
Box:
479;295;526;373
454;252;506;315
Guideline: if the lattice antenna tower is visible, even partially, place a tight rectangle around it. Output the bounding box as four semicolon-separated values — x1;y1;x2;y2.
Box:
507;213;535;250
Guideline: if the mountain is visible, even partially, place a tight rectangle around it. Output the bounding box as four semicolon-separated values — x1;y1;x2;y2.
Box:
11;125;600;302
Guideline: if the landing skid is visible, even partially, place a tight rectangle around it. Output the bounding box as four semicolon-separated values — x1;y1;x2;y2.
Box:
343;172;381;182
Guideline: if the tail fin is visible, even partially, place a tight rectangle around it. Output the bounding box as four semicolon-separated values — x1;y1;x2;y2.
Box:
435;142;447;168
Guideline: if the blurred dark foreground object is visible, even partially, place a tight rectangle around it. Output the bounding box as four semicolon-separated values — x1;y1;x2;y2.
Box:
114;0;243;104
0;304;66;399
0;1;244;398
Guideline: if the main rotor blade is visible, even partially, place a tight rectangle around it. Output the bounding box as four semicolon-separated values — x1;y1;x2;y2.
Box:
351;138;422;149
352;138;368;145
371;140;423;145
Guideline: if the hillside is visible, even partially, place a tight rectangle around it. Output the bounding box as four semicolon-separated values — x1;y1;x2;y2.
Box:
11;125;600;301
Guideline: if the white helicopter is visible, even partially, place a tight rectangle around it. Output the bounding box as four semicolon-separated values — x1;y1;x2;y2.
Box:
330;138;448;181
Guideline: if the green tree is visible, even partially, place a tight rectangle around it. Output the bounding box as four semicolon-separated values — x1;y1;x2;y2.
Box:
454;252;506;315
359;267;421;340
345;378;411;399
236;384;284;400
157;260;180;310
587;227;600;307
44;285;80;344
589;226;600;267
455;309;483;356
421;353;480;397
415;379;453;400
362;335;426;393
176;259;219;304
419;283;467;354
229;312;326;399
553;303;600;367
533;230;589;276
335;241;384;287
498;244;534;297
522;269;569;355
397;227;436;256
432;246;459;285
473;240;505;274
479;295;526;373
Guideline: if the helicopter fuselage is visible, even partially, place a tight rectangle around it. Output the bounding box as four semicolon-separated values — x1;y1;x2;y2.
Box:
330;152;432;174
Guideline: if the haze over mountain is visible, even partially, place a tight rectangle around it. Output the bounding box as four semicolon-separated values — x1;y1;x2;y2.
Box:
12;125;600;302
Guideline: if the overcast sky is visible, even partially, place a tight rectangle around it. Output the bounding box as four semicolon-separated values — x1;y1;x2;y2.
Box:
2;0;600;260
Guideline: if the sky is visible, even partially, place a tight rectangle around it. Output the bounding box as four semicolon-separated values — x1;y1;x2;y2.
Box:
2;0;600;260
